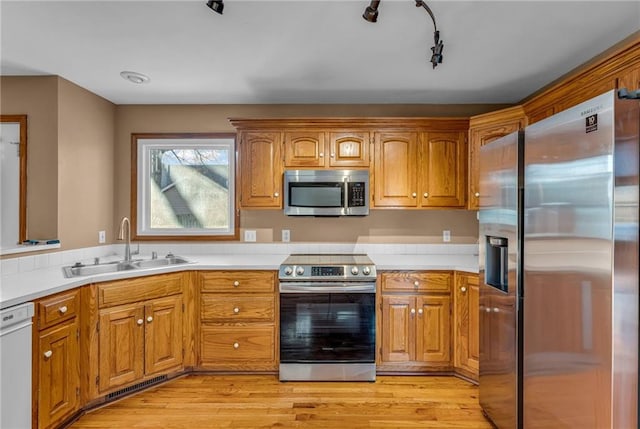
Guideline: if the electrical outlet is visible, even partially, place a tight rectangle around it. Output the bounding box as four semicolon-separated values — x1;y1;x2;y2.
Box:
244;230;257;242
98;230;106;244
442;230;451;242
282;229;290;243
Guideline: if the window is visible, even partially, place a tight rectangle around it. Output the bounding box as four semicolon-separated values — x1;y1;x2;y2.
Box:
132;133;238;240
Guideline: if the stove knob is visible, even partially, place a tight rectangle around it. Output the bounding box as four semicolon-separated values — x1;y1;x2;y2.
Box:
284;266;293;276
296;266;305;275
351;266;359;275
362;266;371;275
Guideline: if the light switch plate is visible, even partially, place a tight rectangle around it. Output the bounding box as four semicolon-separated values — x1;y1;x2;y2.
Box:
282;229;290;242
442;230;451;242
244;230;257;242
98;230;106;244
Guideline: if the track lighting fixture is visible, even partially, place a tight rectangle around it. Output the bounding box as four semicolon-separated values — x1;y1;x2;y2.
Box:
362;0;381;23
206;0;224;15
362;0;444;69
415;0;443;68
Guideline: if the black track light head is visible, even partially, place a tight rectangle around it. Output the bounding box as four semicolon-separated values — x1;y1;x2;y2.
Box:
430;30;444;68
206;0;224;15
362;0;381;23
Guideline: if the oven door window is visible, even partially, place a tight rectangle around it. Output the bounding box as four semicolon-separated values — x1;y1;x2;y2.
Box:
280;293;375;363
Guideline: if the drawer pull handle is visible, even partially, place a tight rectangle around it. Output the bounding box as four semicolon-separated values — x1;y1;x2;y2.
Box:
137;319;144;325
413;281;419;287
233;281;240;287
147;316;153;323
460;287;467;293
233;307;240;314
233;342;240;349
43;350;53;359
58;306;68;314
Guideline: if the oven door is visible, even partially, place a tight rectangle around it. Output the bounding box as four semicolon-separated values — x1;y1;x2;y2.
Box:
279;282;376;363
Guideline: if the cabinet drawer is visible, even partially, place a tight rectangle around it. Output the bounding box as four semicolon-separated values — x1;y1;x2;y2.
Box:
37;289;79;330
98;273;184;308
381;271;451;293
201;294;274;322
201;325;275;363
200;271;276;293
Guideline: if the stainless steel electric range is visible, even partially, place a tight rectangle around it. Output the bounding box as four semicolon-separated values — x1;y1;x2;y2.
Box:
278;254;377;381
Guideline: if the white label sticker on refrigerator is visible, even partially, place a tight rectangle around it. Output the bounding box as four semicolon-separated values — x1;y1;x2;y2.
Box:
585;113;598;133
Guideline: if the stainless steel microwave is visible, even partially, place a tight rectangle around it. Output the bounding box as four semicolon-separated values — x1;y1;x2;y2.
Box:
283;169;369;216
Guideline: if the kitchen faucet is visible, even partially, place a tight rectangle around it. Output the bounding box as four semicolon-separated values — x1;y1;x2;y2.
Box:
117;216;137;262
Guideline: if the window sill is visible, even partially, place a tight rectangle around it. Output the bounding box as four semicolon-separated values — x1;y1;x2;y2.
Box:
0;242;61;256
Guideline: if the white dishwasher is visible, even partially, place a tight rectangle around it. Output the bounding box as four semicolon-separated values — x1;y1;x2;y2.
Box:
0;302;34;429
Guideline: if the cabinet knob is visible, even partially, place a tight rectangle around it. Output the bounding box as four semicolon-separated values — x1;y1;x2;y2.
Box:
460;286;467;293
233;342;240;349
418;308;423;315
43;350;53;359
233;281;240;287
233;307;240;314
423;193;429;198
58;306;68;314
410;308;416;315
475;192;480;197
274;192;279;198
486;308;491;313
330;153;335;158
413;281;420;287
412;192;417;198
137;319;144;325
319;152;324;157
147;316;153;323
493;307;500;313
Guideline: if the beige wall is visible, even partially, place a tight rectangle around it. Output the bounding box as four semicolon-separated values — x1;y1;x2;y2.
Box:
115;104;491;243
1;76;59;240
58;78;116;248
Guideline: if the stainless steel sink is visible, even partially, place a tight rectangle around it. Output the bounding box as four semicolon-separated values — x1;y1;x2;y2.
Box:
130;256;190;269
62;255;190;278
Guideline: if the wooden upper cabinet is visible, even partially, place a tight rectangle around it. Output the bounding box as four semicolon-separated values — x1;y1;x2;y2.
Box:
239;131;283;208
283;130;370;168
373;132;419;207
329;131;370;167
468;106;526;210
618;64;640;91
284;131;325;167
420;131;466;208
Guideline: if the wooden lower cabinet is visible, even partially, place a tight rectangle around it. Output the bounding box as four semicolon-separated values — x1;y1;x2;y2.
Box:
378;271;452;372
454;272;479;381
198;270;278;372
34;289;81;429
86;273;187;400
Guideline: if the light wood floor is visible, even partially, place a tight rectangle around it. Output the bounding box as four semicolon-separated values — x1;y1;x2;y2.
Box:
70;374;493;429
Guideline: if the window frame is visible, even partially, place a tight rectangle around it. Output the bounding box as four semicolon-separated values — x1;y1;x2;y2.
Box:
131;132;239;241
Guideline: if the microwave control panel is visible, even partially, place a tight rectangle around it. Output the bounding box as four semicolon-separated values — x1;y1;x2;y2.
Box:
348;182;366;207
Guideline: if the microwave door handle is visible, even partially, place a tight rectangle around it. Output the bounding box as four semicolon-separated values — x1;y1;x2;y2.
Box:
343;178;349;212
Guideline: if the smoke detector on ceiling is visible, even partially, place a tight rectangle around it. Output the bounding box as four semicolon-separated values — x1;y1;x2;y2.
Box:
120;71;150;84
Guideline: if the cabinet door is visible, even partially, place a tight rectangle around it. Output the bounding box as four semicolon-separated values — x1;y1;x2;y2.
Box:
468;121;522;210
420;131;466;207
454;273;479;377
380;295;414;363
415;295;451;365
145;295;183;375
239;131;282;208
618;65;640;91
98;305;144;392
373;132;419;207
37;319;80;429
329;131;370;167
284;131;326;167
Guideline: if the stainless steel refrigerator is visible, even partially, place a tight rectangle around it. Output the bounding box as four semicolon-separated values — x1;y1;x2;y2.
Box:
479;89;639;429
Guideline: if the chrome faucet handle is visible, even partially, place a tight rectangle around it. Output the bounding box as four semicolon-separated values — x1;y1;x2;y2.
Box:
151;251;158;260
94;257;100;265
131;243;140;256
166;252;175;258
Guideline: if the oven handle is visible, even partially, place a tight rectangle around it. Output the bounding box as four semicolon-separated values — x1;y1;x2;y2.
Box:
279;282;376;293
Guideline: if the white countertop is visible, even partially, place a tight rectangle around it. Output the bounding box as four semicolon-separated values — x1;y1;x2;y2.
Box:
0;248;478;310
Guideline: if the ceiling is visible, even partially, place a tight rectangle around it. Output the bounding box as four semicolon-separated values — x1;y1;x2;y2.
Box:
1;1;639;105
